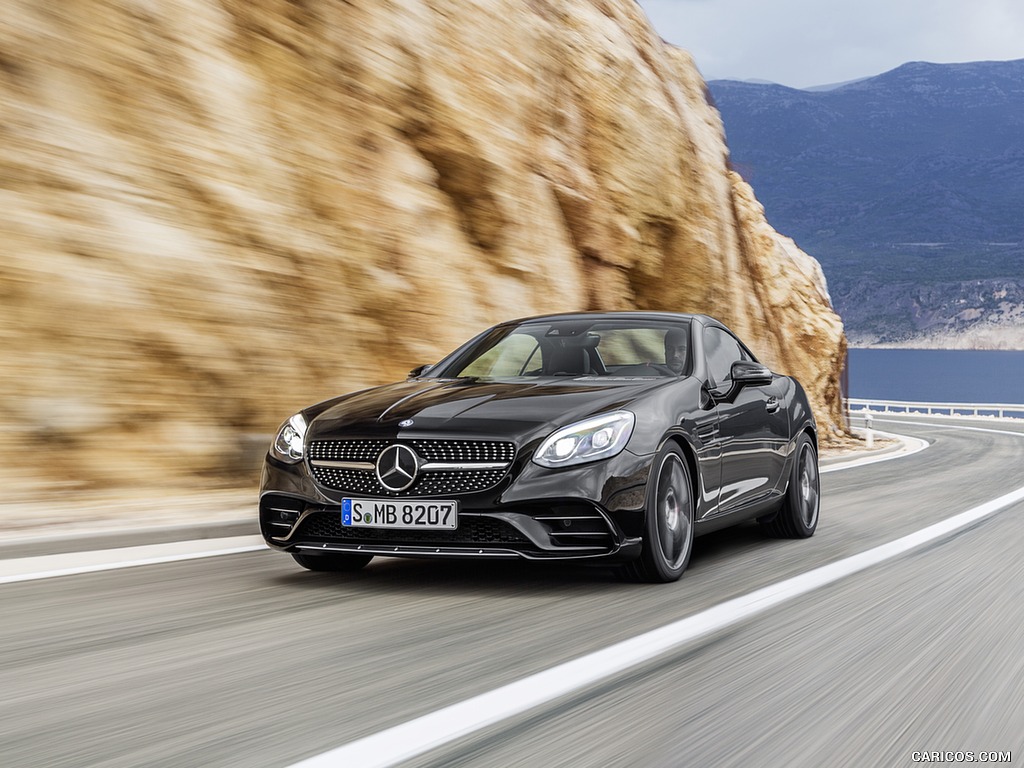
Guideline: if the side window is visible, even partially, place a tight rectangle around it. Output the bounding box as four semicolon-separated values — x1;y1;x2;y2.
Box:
703;327;748;388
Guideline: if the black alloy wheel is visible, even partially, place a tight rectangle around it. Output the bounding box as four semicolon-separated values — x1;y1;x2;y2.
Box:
760;432;819;539
622;444;695;583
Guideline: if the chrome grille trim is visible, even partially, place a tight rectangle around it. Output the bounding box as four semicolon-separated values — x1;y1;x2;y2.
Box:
309;460;376;470
419;462;509;471
308;460;509;472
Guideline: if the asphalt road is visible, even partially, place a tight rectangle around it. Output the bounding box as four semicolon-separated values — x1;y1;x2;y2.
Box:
2;417;1022;768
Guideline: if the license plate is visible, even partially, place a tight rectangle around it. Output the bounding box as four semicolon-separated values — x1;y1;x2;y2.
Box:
341;498;458;529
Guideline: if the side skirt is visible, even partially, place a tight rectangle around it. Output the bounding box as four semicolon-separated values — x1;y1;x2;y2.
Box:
694;493;784;536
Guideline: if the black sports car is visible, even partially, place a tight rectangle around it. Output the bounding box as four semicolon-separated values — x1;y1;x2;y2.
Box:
259;312;819;582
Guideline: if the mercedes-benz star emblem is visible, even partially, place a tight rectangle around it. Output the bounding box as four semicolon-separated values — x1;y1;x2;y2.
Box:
375;444;419;492
398;419;414;428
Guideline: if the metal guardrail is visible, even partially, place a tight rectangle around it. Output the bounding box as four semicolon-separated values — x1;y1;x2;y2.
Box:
847;398;1024;419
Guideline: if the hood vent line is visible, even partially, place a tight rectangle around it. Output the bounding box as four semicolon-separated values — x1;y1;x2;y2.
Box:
377;381;456;422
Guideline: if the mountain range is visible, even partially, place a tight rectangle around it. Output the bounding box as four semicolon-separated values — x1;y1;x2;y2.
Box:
709;59;1024;346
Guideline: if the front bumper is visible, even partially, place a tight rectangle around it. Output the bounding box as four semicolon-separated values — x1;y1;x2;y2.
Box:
259;447;651;563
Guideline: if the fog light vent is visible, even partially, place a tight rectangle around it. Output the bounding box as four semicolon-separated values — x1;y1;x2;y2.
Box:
261;495;304;531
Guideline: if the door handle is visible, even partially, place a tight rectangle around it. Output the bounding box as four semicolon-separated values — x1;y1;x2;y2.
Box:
765;396;780;413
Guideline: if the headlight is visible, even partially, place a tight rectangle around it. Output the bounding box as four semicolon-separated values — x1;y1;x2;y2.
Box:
271;413;307;463
533;411;635;468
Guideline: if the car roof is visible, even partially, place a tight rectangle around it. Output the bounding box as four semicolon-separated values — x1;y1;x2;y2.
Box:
500;311;717;327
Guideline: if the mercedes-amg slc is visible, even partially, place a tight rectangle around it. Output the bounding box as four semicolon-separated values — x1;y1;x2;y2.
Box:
259;312;819;582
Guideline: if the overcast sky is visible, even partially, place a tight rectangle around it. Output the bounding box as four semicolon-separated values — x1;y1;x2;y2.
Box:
636;0;1024;88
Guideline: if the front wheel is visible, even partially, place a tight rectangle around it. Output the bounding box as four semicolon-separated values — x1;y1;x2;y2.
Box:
760;433;819;538
621;445;695;583
291;552;374;572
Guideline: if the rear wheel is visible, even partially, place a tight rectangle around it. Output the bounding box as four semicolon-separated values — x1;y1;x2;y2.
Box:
760;433;819;538
291;552;373;572
621;445;694;583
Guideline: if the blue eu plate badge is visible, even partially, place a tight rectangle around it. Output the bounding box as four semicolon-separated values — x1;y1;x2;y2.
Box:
342;498;352;526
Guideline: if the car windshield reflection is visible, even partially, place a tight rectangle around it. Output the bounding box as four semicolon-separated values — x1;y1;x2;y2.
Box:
437;319;692;379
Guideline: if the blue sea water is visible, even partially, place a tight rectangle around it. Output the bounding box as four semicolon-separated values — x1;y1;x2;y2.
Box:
847;348;1024;404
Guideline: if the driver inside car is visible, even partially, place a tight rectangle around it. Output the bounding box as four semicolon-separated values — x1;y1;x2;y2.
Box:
664;328;688;374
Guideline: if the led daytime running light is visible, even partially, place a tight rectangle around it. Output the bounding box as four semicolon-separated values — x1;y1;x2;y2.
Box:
533;411;635;468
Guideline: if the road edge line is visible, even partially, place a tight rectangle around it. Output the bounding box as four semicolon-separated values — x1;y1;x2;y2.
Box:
821;429;929;473
0;537;267;584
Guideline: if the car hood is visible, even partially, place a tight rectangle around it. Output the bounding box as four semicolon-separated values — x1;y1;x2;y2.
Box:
305;377;676;443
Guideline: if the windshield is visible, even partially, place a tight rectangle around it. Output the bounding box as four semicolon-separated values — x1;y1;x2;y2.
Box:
433;318;692;379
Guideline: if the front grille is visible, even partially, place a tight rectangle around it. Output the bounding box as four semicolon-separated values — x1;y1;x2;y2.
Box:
310;467;384;496
308;438;515;496
309;440;389;462
406;440;515;463
295;511;529;545
409;469;508;496
308;439;515;463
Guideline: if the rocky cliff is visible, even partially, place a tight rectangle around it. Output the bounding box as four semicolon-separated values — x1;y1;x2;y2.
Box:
0;0;846;499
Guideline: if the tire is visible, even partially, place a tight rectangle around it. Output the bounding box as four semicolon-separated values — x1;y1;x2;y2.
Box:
760;433;819;539
621;444;695;583
291;552;374;572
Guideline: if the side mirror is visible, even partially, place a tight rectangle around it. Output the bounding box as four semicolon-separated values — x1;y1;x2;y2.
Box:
730;360;773;387
408;364;433;378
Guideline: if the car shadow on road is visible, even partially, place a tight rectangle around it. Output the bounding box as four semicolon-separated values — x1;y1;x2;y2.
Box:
271;556;620;593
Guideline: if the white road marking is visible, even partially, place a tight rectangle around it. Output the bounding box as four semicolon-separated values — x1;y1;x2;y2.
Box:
285;482;1024;768
820;429;929;473
0;536;266;584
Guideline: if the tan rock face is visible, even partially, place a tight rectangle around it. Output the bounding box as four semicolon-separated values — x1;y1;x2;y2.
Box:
0;0;846;499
